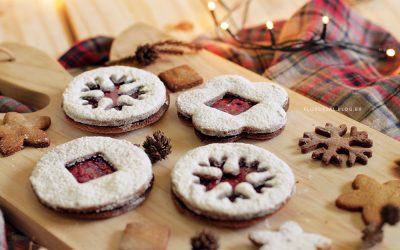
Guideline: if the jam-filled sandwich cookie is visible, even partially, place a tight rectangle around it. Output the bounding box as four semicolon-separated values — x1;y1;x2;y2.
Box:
176;75;289;142
63;66;169;134
30;136;159;219
171;143;295;228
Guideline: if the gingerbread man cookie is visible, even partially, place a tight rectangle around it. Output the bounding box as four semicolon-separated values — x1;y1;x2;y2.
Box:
63;66;169;134
0;112;50;156
30;136;154;219
171;143;295;228
336;174;400;225
176;75;289;142
249;221;332;250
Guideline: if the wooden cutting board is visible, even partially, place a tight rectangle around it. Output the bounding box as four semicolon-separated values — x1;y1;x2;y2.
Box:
0;23;399;250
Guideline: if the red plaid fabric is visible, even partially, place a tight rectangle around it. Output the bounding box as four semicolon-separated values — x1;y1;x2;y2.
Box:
197;0;400;140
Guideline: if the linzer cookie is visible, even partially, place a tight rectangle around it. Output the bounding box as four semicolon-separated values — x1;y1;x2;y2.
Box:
249;221;332;250
336;174;400;226
176;75;289;142
30;137;154;219
171;143;295;228
299;123;373;167
62;66;169;134
158;64;203;92
0;112;51;156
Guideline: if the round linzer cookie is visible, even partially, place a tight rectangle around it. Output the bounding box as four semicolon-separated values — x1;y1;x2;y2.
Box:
171;143;295;228
176;75;289;142
30;137;154;219
63;66;169;134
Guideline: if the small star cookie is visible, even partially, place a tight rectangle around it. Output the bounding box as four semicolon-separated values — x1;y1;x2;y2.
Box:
0;112;51;156
336;174;400;225
249;221;332;250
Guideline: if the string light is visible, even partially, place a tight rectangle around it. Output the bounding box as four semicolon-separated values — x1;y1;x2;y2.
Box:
266;21;274;30
321;16;329;40
220;21;229;31
208;1;218;27
266;21;276;45
213;13;396;59
386;48;396;57
322;16;330;24
207;1;216;11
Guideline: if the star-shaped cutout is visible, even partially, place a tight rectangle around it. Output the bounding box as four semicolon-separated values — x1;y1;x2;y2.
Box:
249;221;332;250
0;112;51;156
336;174;400;225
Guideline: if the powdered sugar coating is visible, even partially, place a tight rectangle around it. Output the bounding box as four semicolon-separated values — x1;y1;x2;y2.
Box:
30;137;152;211
249;221;332;250
63;66;167;127
171;143;295;220
176;75;288;136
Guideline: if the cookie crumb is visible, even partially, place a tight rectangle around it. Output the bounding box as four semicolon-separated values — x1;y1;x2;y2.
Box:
191;230;219;250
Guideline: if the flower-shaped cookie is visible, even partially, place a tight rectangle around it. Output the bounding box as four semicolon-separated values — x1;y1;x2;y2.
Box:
249;221;332;250
176;75;288;142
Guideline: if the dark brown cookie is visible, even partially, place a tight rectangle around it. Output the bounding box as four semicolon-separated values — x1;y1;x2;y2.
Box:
299;123;373;166
158;64;203;92
178;100;289;143
36;177;154;220
64;96;169;134
172;191;270;228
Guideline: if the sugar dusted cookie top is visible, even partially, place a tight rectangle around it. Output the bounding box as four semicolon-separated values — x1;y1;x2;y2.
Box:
176;75;288;136
63;66;166;127
30;136;153;211
171;143;295;220
249;221;332;250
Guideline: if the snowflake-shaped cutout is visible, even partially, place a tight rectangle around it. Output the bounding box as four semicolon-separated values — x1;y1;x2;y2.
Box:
299;123;373;167
193;156;275;202
81;75;146;111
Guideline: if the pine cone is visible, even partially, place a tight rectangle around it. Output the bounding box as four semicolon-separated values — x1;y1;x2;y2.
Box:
142;131;172;164
191;230;219;250
361;224;383;248
381;204;400;226
134;44;159;66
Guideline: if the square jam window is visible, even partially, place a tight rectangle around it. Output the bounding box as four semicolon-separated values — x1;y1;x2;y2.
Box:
66;153;116;183
209;93;258;115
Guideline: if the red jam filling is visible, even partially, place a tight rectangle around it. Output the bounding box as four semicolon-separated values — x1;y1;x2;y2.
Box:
82;79;144;110
66;154;116;183
195;158;273;201
210;94;257;115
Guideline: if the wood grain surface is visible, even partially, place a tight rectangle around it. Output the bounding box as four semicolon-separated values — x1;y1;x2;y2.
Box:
0;24;399;250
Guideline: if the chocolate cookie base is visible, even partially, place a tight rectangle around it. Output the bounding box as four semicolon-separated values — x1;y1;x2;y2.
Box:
36;177;154;220
172;191;280;228
64;95;169;134
178;99;289;143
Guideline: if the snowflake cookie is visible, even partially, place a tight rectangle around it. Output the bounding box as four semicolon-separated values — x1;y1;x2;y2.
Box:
63;66;169;134
171;143;295;228
249;221;332;250
299;123;373;167
176;75;289;142
30;136;153;219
